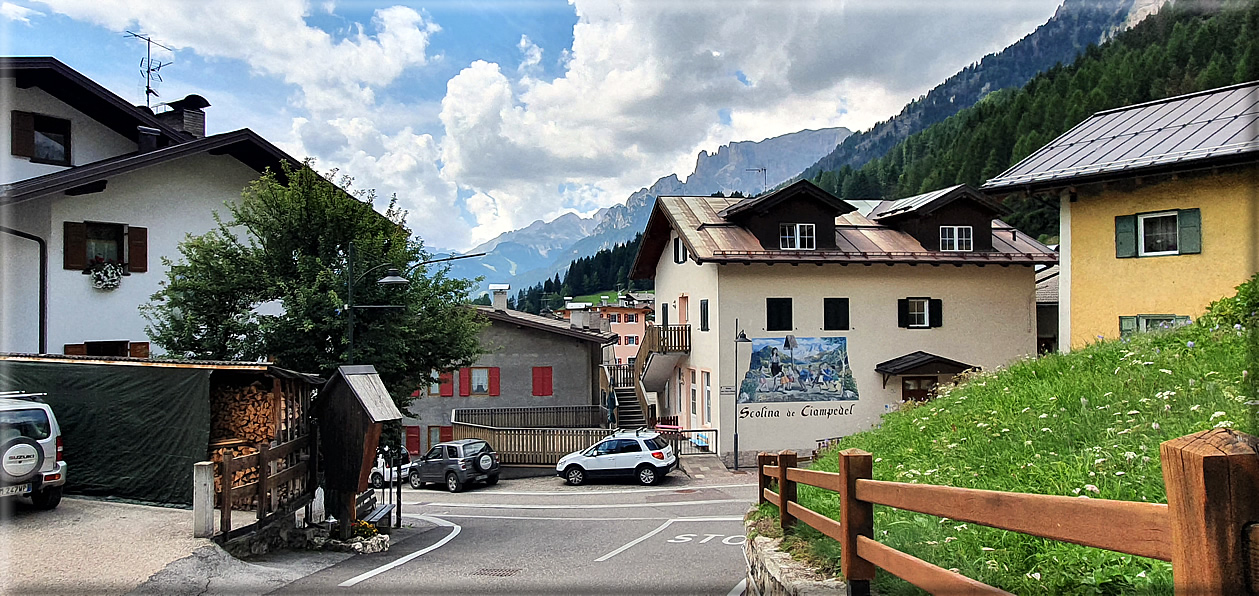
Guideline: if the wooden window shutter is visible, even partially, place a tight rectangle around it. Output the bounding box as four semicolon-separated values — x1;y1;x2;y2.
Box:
897;298;910;328
439;426;453;442
660;303;669;327
825;298;849;331
699;299;709;331
63;221;87;270
1119;316;1138;338
458;368;472;396
11;110;34;157
488;367;500;396
128;342;150;359
533;366;552;396
439;372;454;397
929;299;943;328
1177;208;1201;254
127;226;148;272
63;343;86;356
673;238;680;263
1115;215;1137;258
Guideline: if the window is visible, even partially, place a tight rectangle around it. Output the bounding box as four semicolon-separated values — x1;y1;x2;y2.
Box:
624;336;638;345
63;222;147;273
532;366;553;396
470;368;490;394
902;377;939;402
64;341;146;358
690;370;698;415
766;298;793;331
11;111;71;166
1119;315;1191;338
460;367;500;396
898;298;942;329
608;313;621;323
625;313;638;323
703;371;712;423
699;299;709;332
677;369;684;414
429;372;441;395
445;445;458;459
673;237;689;264
823;298;850;331
86;222;123;264
1116;209;1200;258
424;445;443;461
939;226;973;251
779;223;816;250
617;439;642;453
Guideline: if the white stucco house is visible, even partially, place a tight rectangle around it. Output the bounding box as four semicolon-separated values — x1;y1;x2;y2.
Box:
0;57;298;356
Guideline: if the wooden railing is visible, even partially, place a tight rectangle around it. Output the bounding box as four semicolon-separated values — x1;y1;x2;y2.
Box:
217;435;313;540
757;428;1259;596
452;422;610;465
452;405;607;429
652;324;691;353
649;415;679;428
607;364;635;388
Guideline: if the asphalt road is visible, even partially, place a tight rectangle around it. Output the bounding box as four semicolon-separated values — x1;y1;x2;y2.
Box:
273;474;757;595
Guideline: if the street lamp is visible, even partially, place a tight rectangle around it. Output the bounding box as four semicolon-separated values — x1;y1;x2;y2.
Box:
344;242;486;360
732;319;752;470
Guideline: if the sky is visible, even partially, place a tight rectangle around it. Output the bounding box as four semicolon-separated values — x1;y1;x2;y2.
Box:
1;0;1063;251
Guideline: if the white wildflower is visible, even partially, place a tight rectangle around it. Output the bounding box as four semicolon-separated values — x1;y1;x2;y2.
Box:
1115;471;1125;476
1159;369;1173;374
1084;484;1099;494
1190;405;1202;411
1210;411;1226;420
1124;452;1137;460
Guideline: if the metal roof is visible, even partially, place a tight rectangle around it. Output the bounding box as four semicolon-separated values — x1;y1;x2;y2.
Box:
869;184;1008;221
475;306;618;344
0;353;323;383
870;185;965;219
874;351;977;376
983;81;1259;191
1036;265;1059;304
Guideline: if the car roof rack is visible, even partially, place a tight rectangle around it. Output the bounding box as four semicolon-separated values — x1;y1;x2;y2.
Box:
0;391;47;402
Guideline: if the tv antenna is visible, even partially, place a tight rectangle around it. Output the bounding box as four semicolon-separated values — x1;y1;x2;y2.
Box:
745;167;767;195
125;31;173;108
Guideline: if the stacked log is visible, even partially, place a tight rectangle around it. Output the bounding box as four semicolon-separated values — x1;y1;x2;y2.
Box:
210;382;275;444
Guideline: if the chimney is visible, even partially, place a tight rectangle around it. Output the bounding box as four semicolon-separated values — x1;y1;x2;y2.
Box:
570;311;585;329
136;126;160;153
156;94;210;138
599;317;611;334
489;283;510;311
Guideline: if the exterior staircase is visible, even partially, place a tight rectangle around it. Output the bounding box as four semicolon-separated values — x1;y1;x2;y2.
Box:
615;387;646;428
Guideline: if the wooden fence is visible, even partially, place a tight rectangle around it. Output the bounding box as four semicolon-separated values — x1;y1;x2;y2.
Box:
757;428;1259;596
651;324;691;353
451;405;607;429
452;422;610;465
217;434;313;541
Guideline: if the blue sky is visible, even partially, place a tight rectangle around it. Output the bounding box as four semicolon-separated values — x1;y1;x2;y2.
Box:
1;1;1063;250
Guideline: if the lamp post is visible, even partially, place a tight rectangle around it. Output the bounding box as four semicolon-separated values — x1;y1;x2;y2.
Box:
732;319;752;470
344;241;486;360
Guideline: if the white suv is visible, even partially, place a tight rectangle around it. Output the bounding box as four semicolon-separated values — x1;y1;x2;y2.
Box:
556;430;676;486
0;393;66;509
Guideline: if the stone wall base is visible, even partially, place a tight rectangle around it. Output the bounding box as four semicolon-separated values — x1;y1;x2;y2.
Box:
745;515;847;596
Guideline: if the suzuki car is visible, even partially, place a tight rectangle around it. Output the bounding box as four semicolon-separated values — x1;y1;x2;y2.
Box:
0;393;66;509
408;439;500;492
556;430;676;486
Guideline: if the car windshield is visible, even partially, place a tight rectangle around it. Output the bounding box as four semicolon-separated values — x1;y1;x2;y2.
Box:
0;408;51;441
462;441;491;458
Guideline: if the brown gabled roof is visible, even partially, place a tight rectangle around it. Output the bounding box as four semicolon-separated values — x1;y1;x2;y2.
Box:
475;306;618;344
870;184;1008;221
630;193;1056;279
718;179;855;219
1;129;297;205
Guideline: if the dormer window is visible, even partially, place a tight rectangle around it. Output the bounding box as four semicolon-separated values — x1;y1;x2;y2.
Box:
939;226;973;252
11;111;72;166
779;223;816;250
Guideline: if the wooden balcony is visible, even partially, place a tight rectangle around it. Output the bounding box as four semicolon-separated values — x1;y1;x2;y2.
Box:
649;324;691;354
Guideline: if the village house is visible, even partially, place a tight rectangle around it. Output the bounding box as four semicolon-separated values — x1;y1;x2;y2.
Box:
982;81;1259;349
0;57;298;356
628;179;1056;461
403;285;617;455
556;293;653;365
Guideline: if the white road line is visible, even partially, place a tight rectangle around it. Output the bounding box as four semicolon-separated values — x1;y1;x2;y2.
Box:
337;515;461;588
593;516;744;562
409;498;744;510
408;513;674;522
443;482;755;496
727;578;748;596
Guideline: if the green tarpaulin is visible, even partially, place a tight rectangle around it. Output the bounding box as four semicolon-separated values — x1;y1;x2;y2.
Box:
0;361;211;505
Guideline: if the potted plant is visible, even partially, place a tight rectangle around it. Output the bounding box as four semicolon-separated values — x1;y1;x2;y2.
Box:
85;256;125;291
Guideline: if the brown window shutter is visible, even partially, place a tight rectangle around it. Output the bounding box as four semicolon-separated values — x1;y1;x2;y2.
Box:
63;343;86;356
127;226;148;272
11;111;34;157
63;221;87;270
128;342;150;359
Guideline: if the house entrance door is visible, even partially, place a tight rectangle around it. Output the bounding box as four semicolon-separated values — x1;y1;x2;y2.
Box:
901;377;938;402
677;296;689;325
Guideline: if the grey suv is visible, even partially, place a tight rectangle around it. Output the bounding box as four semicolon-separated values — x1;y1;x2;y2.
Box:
1;393;66;509
409;439;500;492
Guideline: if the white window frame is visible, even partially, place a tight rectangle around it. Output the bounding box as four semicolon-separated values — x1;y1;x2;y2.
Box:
690;370;697;415
779;223;816;250
908;298;929;328
703;371;712;424
469;367;491;395
624;335;638;345
939;226;973;252
429;372;441;395
1137;211;1178;257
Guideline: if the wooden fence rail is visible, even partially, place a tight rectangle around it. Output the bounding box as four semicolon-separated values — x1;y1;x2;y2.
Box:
218;434;312;540
757;428;1259;596
451;405;607;429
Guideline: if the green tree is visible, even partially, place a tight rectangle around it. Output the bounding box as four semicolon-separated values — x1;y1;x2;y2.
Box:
142;161;486;409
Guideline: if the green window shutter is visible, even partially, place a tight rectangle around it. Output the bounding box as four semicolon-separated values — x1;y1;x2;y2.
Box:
1115;215;1137;258
1119;316;1138;338
1177;208;1201;254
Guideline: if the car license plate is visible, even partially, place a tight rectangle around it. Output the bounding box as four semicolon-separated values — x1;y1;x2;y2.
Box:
0;484;30;497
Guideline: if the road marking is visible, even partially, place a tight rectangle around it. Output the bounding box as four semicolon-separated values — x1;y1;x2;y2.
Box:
666;533;747;545
437;482;755;496
594;516;743;562
337;515;461;588
728;578;748;596
410;498;744;510
411;513;675;522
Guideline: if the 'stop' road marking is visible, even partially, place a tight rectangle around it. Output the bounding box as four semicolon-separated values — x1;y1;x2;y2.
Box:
409;498;744;510
338;515;461;588
593;517;743;562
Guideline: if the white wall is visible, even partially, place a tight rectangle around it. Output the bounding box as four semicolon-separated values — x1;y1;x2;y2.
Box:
0;78;139;184
1;152;262;354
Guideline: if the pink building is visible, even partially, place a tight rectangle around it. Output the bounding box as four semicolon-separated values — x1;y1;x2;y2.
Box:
558;294;653;365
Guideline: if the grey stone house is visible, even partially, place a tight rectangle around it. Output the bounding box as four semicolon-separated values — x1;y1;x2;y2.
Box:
403;287;617;454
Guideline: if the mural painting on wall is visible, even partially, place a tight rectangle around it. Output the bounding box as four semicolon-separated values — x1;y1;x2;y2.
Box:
738;337;858;404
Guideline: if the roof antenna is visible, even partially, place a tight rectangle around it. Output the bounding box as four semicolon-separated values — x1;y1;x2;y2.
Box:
125;31;174;109
745;167;767;196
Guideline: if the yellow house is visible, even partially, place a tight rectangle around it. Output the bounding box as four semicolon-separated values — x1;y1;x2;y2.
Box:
983;82;1259;349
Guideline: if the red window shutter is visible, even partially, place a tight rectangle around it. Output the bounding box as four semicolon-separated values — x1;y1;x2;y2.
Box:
405;426;421;454
439;426;453;442
63;343;86;356
439;372;454;397
63;222;86;270
459;368;472;396
127;226;147;273
11;111;34;157
488;367;500;396
533;366;553;396
128;342;150;359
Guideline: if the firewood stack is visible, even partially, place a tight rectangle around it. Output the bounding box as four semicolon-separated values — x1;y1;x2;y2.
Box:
210;382;276;444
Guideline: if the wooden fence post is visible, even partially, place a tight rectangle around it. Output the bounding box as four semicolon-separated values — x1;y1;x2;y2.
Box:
1160;428;1259;596
256;442;269;521
220;450;233;536
839;448;876;596
758;452;773;505
777;450;797;531
193;461;214;538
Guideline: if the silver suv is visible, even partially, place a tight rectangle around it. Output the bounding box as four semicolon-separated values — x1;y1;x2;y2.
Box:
0;393;66;509
408;439;500;492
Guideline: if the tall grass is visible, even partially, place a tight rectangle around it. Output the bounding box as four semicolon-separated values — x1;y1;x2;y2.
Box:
767;278;1258;595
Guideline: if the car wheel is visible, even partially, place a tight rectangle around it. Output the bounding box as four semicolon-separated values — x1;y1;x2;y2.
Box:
370;472;385;489
636;465;657;486
30;485;61;510
564;465;586;486
446;472;463;493
484;474;499;486
409;471;424;490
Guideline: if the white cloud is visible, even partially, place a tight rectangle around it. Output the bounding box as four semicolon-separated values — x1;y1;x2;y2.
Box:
1;2;43;24
517;35;542;72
